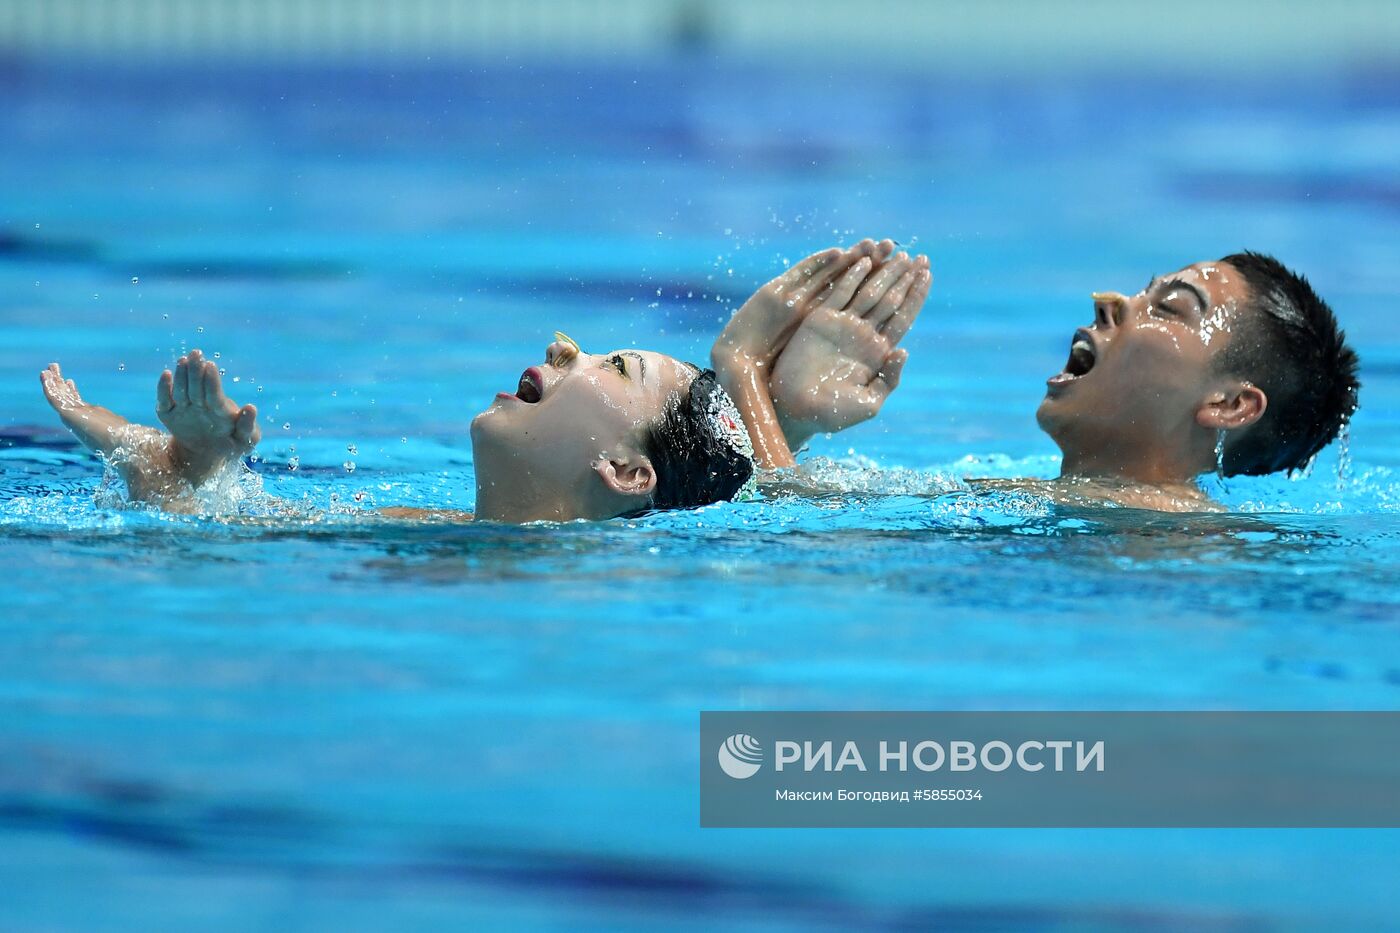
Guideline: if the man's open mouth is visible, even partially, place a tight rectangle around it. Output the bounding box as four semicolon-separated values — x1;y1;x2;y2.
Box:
1049;329;1097;385
515;367;544;403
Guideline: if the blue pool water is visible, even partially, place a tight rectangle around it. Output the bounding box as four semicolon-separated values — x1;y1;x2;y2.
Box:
2;58;1399;929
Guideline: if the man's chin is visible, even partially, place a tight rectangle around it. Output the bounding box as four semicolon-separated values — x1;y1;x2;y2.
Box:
1034;393;1062;434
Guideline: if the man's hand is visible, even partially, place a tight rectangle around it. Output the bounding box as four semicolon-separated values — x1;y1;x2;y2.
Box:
769;252;931;450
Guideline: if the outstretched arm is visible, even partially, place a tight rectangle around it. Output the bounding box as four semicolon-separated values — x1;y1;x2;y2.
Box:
40;348;261;507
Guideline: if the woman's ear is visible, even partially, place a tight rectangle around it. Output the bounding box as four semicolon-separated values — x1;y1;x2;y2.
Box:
593;456;657;500
1196;382;1268;431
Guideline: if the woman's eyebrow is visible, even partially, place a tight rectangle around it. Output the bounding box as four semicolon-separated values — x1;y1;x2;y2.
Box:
622;352;647;382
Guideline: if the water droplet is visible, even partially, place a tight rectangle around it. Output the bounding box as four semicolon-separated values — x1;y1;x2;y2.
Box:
287;456;300;471
196;326;204;333
347;443;358;455
282;422;291;430
232;376;241;383
343;461;356;473
213;351;220;359
117;362;126;371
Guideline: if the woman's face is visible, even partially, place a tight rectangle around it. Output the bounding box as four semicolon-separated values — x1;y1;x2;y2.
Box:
470;339;697;522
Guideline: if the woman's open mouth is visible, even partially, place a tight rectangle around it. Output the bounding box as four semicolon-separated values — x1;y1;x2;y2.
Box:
1047;328;1097;387
515;366;544;403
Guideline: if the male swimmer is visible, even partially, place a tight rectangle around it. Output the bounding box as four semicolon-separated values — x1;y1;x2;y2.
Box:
40;240;930;522
1033;252;1358;508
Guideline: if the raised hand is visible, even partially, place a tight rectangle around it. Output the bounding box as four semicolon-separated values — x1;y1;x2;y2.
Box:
40;348;261;505
711;239;903;469
769;251;931;449
711;239;893;372
157;348;261;482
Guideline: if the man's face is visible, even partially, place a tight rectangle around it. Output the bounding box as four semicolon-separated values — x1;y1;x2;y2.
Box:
1036;261;1251;475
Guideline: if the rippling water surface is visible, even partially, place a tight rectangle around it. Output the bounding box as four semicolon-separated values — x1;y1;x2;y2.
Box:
2;58;1399;930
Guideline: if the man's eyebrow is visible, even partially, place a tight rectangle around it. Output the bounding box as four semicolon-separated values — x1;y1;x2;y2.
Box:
1160;277;1208;312
622;351;647;381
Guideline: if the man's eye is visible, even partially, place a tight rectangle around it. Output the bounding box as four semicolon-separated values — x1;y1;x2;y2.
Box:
608;354;627;376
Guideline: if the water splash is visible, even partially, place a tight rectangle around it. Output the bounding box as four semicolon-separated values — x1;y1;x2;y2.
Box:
1214;428;1230;496
1336;421;1352;490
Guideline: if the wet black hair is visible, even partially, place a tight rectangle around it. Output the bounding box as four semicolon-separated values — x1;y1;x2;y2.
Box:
1216;251;1360;476
638;366;754;513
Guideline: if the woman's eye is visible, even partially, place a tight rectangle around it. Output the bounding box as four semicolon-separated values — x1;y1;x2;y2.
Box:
608;354;627;376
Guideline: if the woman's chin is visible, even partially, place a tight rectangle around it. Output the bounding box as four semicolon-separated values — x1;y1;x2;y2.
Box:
469;409;533;469
470;400;510;433
469;408;503;451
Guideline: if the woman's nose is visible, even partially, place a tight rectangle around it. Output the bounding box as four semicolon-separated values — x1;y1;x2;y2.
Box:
545;340;578;367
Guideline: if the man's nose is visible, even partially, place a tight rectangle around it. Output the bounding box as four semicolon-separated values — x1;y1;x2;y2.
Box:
1091;292;1126;329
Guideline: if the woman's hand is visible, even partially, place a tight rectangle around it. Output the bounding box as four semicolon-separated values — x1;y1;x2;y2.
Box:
769;251;931;450
710;240;898;470
155;348;262;481
711;240;890;373
40;348;261;506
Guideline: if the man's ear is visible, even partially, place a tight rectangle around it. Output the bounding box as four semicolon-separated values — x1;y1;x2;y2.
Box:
1196;382;1268;431
593;456;657;500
